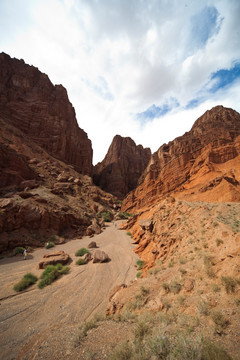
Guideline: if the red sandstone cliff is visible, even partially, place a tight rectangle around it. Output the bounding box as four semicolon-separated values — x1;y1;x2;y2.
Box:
122;106;240;212
0;52;92;175
93;135;151;199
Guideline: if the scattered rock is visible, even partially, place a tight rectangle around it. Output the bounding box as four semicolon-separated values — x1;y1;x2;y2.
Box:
184;278;195;292
84;252;92;263
86;219;101;236
88;241;97;249
93;250;110;263
39;251;70;269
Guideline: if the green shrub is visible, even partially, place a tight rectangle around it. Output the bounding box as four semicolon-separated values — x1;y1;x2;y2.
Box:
59;265;70;274
203;255;215;278
126;231;132;236
38;263;68;289
201;339;232;360
169;280;182;294
168;259;175;267
99;211;112;222
14;247;25;255
13;273;38;292
162;282;170;293
136;271;142;278
136;259;144;269
216;238;223;246
76;258;87;266
74;318;99;347
211;283;221;292
198;299;210;316
221;276;237;293
118;212;133;219
75;248;90;257
109;341;133;360
45;241;54;249
211;310;229;330
178;296;186;305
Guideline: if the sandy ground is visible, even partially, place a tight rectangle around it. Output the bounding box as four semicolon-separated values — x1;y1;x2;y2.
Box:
0;221;139;360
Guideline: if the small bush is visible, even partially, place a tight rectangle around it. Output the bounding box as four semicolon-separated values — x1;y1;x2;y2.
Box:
201;339;233;360
198;299;210;316
74;319;98;347
162;298;171;311
168;259;175;267
109;341;133;360
179;257;187;264
118;212;132;219
132;319;151;340
203;255;215;278
136;271;142;278
126;231;132;236
99;211;112;222
211;283;221;292
14;247;25;255
45;241;54;249
211;310;229;330
179;268;187;275
162;282;170;293
169;280;182;294
13;273;38;292
76;258;87;266
49;234;60;242
136;259;144;269
75;248;90;257
178;295;186;305
221;276;237;293
147;332;170;358
216;238;223;246
38;263;68;289
59;265;70;274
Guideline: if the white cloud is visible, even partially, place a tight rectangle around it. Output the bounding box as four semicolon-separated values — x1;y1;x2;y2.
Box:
0;0;239;164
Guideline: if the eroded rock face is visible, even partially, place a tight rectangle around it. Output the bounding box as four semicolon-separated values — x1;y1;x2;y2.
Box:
0;52;92;175
0;143;36;188
93;135;151;199
122;106;240;211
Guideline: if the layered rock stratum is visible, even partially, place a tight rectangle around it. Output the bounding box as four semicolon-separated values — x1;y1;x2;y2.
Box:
122;106;240;212
0;54;116;252
93;135;151;199
0;52;92;175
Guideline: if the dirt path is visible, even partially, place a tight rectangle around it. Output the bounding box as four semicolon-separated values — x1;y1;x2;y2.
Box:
0;221;139;360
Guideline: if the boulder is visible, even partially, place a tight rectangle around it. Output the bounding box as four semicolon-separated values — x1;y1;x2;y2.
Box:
92;249;110;263
39;250;70;269
88;241;97;248
84;252;93;263
86;218;101;236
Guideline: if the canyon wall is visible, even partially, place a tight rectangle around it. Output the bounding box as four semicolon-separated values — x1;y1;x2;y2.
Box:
0;52;92;175
93;135;151;199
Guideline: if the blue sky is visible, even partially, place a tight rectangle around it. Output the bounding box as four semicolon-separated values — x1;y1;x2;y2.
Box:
0;0;240;163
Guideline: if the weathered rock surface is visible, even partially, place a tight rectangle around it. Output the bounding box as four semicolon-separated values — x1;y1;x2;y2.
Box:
93;249;110;263
0;53;117;252
93;135;151;199
0;142;36;188
39;251;70;269
88;241;97;248
86;218;102;236
122;106;240;212
0;52;92;175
